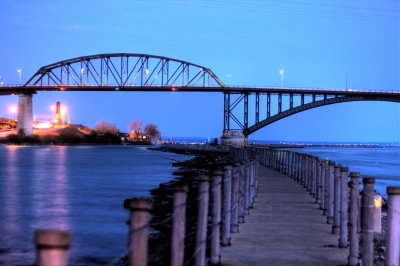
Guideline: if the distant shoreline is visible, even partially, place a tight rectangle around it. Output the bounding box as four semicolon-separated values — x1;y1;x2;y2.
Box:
255;144;386;148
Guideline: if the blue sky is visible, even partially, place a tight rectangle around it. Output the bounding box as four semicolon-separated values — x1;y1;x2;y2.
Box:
0;0;399;142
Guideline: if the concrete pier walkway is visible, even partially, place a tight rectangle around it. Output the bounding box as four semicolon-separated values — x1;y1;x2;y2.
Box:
221;166;348;266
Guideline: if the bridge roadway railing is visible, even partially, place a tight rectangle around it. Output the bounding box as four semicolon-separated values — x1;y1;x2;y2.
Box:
32;145;400;266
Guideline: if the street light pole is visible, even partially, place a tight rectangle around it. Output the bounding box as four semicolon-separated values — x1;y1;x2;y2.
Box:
17;69;22;85
80;68;85;85
279;70;284;89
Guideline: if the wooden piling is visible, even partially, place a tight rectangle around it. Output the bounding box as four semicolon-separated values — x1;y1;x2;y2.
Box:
34;229;71;266
361;177;375;266
126;197;152;266
210;170;223;265
332;163;341;234
339;167;349;248
195;174;210;266
327;161;335;224
231;163;240;233
320;160;326;212
171;185;188;266
222;165;233;246
348;172;360;266
386;186;400;266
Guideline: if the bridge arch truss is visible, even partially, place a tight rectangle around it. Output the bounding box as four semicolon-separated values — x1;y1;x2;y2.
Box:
223;90;400;136
25;53;225;88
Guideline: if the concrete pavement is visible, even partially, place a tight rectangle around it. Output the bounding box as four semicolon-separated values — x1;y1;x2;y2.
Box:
221;166;348;266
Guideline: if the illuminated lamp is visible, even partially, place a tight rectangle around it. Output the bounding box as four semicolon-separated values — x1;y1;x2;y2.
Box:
115;87;120;91
172;88;177;91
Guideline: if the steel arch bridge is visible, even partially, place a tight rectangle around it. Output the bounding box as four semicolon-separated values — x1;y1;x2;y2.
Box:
1;53;399;137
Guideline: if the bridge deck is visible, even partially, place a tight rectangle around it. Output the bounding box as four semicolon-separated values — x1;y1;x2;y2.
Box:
221;166;348;266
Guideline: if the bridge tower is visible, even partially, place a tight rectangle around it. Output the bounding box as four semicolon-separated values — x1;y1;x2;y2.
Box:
17;94;33;136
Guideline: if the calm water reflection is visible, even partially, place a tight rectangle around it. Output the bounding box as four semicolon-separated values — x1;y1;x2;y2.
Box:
0;145;192;265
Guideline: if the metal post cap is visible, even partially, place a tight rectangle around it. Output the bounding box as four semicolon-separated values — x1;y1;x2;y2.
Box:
334;163;341;168
34;229;71;248
340;167;349;172
127;197;153;210
329;161;335;165
350;172;360;177
387;186;400;195
362;177;375;184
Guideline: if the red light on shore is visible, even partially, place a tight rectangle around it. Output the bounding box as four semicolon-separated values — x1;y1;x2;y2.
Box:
60;87;65;91
172;88;177;91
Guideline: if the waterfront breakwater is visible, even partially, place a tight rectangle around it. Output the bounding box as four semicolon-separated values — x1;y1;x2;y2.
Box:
29;144;399;266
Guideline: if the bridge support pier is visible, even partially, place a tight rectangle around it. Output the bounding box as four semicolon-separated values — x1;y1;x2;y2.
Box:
17;94;33;136
220;131;248;146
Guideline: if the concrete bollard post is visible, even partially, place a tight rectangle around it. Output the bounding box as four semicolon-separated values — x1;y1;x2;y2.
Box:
327;161;335;224
332;163;341;234
361;177;375;266
210;170;223;265
195;174;210;266
339;167;349;248
348;172;360;266
171;185;188;266
231;163;240;233
222;165;233;246
386;186;400;266
126;197;152;266
34;229;71;266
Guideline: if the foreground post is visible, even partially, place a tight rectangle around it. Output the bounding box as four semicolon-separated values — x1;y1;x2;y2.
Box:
171;185;188;266
127;197;152;266
222;165;233;246
348;172;360;266
361;177;375;266
34;229;71;266
195;174;210;266
210;170;222;265
386;186;400;266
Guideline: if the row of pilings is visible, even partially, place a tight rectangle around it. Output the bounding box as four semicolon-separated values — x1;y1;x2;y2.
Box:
31;145;400;266
257;148;400;266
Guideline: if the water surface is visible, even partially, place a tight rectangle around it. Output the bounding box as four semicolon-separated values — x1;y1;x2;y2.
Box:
0;145;192;265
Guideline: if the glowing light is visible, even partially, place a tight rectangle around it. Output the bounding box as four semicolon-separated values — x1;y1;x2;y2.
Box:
60;87;65;91
34;122;52;129
60;106;67;115
172;88;177;91
374;195;382;208
279;70;284;75
9;105;17;113
50;105;56;111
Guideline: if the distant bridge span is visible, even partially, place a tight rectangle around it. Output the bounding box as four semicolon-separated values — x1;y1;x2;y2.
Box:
0;53;399;142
